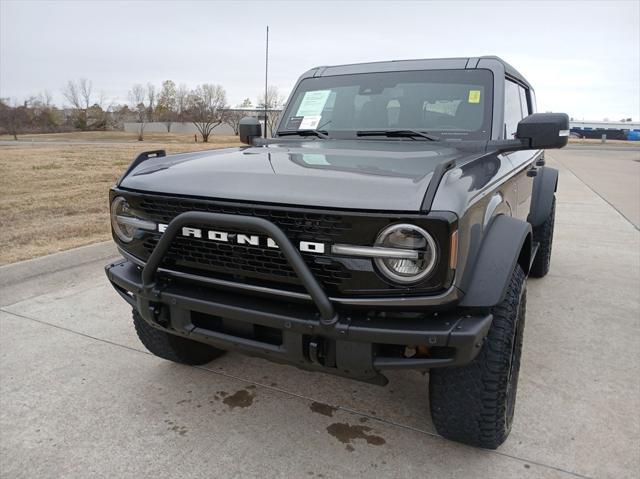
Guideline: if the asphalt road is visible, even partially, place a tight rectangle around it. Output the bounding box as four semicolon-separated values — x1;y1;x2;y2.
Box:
0;151;638;479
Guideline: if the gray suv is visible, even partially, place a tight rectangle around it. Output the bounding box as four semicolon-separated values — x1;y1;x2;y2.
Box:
106;56;568;448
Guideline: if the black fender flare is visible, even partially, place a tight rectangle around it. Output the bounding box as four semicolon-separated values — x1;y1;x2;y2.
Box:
459;215;532;308
528;166;558;227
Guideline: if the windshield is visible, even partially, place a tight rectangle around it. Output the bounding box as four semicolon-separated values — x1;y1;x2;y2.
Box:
278;69;493;140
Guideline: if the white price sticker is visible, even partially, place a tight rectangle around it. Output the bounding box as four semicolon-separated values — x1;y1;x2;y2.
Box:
299;116;322;130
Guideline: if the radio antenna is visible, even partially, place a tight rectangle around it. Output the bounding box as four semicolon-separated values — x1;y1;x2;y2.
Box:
264;25;269;138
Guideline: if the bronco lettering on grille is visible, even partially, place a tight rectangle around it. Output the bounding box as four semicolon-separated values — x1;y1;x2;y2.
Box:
157;224;326;254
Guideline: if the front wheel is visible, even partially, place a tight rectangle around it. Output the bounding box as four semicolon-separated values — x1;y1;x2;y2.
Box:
428;265;527;449
133;310;225;365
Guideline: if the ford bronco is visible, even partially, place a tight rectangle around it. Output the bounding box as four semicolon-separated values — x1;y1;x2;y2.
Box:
105;56;568;449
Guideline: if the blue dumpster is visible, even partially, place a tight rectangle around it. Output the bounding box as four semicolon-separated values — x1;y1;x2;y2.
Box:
627;130;640;141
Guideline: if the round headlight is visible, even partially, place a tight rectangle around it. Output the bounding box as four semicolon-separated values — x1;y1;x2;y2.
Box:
374;224;438;284
110;196;136;243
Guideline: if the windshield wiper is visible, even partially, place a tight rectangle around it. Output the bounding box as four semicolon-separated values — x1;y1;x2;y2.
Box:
356;130;440;141
277;129;330;139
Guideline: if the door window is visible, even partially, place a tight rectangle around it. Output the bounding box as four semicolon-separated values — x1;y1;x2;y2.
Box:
518;85;530;118
504;80;523;138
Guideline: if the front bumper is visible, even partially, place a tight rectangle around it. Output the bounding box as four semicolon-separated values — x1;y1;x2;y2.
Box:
106;211;491;385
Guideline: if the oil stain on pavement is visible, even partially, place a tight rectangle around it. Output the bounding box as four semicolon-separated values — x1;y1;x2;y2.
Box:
222;389;255;410
164;419;188;436
309;401;337;417
326;422;386;451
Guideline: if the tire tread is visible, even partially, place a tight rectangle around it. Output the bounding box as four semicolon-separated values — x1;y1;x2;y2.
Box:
133;310;225;365
429;265;526;449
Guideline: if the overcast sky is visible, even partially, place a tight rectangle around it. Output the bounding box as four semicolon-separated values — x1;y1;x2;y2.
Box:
1;0;638;121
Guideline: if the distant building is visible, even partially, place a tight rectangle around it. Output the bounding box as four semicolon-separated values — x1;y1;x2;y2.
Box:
570;120;640;140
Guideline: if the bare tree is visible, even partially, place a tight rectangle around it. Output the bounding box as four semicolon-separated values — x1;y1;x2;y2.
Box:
63;78;93;110
129;84;148;141
0;98;29;140
146;83;156;121
39;90;53;107
176;83;188;122
79;79;92;110
225;107;246;135
62;78;102;130
157;80;177;132
185;84;228;142
239;98;253;108
30;91;59;132
62;80;84;129
257;86;285;135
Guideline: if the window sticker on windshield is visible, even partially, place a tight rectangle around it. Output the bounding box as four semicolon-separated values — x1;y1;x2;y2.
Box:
299;115;322;130
286;116;303;130
296;90;331;117
468;90;481;104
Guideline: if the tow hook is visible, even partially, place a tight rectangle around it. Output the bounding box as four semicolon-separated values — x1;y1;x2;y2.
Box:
307;338;337;367
309;340;321;364
149;303;169;326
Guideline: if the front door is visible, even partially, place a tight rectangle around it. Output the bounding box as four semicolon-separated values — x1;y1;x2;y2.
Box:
503;79;538;220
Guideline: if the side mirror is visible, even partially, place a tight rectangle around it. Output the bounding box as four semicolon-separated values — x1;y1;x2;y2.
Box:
239;117;262;145
516;113;569;149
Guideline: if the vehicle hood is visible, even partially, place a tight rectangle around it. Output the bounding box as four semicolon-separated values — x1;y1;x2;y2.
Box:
120;140;483;211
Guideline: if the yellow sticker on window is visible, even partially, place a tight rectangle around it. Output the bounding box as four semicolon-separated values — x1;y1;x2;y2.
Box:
468;90;481;103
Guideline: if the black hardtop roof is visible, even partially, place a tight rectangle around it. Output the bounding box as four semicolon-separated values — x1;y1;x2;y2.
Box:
306;55;531;88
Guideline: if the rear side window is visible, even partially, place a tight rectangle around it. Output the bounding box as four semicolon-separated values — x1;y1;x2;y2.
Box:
504;80;524;138
518;85;530;118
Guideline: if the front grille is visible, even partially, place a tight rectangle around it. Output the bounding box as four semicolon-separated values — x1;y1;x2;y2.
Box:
138;198;351;242
136;197;354;293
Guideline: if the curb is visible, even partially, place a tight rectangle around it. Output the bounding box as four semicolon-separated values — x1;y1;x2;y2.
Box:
0;241;118;287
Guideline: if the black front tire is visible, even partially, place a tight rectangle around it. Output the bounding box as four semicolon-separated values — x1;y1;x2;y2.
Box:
530;196;556;278
133;310;225;365
428;265;527;449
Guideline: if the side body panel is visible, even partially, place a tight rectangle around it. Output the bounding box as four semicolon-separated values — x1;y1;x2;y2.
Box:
432;152;520;295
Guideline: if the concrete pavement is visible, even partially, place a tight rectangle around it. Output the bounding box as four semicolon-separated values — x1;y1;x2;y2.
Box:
558;145;640;228
1;151;638;479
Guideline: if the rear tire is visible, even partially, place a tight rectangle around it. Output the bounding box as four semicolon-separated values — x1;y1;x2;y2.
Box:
428;265;527;449
133;310;225;365
530;196;556;278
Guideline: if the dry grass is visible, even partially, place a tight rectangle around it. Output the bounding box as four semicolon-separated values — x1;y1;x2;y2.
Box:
0;131;234;144
0;136;241;264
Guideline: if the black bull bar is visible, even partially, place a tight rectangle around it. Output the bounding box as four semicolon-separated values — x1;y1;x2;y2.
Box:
141;212;339;325
106;211;492;384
